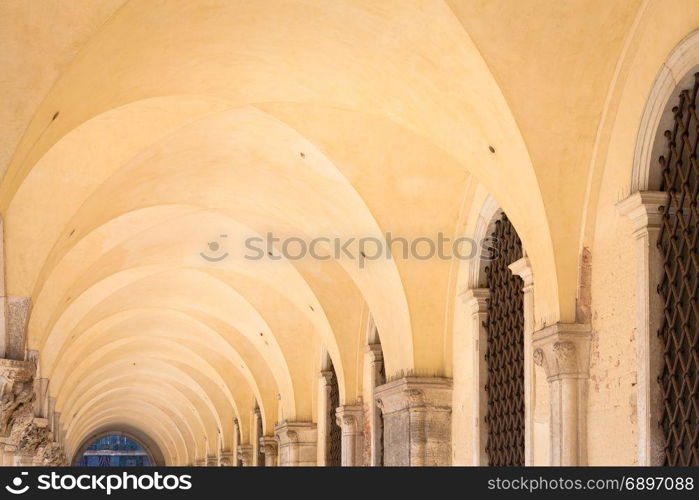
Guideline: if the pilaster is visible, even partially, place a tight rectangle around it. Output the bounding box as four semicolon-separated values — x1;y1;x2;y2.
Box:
617;190;666;465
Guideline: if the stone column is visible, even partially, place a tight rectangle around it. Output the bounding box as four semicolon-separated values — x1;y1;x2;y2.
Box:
461;288;489;465
375;377;452;466
617;191;666;465
364;344;384;466
274;422;317;466
316;370;332;466
259;436;278;466
508;257;536;465
219;451;234;466
237;444;253;466
533;323;591;466
252;407;262;466
335;405;364;466
205;455;217;467
232;418;241;466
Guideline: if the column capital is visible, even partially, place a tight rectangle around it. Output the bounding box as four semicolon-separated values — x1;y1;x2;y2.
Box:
259;436;278;466
363;343;383;363
237;444;253;466
335;405;363;433
319;370;334;385
375;377;452;466
533;323;591;381
460;288;489;313
508;256;533;287
616;190;666;235
274;422;317;466
218;450;234;466
259;436;278;454
375;377;452;415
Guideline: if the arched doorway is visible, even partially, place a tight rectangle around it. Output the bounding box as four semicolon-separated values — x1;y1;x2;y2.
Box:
75;434;155;467
655;72;699;466
484;212;525;466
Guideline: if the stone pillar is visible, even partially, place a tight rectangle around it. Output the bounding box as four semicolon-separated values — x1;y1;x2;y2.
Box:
461;288;489;465
364;344;384;466
533;322;591;466
335;405;364;466
375;377;452;466
232;418;241;466
205;455;217;467
219;451;234;466
259;436;278;466
508;257;536;465
274;422;317;466
237;444;253;467
252;407;263;466
617;191;666;465
316;370;333;466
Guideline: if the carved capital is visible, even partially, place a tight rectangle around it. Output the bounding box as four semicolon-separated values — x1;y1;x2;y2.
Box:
259;436;278;456
39;441;65;466
0;359;36;438
236;444;253;466
374;377;452;415
532;323;591;381
335;405;363;434
617;191;667;236
319;370;334;386
364;343;384;364
17;418;50;455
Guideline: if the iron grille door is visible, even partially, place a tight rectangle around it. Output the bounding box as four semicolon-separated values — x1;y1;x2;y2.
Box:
657;72;699;466
484;213;525;466
328;364;342;466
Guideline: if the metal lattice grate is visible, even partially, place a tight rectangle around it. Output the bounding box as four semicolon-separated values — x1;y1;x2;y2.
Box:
328;364;342;466
657;72;699;467
484;212;525;466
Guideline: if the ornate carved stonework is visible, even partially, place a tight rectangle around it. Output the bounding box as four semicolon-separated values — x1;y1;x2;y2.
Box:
274;422;316;466
335;405;364;466
259;436;278;466
237;444;253;466
0;359;36;439
39;441;65;466
532;323;591;465
374;377;452;466
532;324;591;381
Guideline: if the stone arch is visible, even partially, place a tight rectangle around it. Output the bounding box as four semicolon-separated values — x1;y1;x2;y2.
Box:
71;428;165;467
